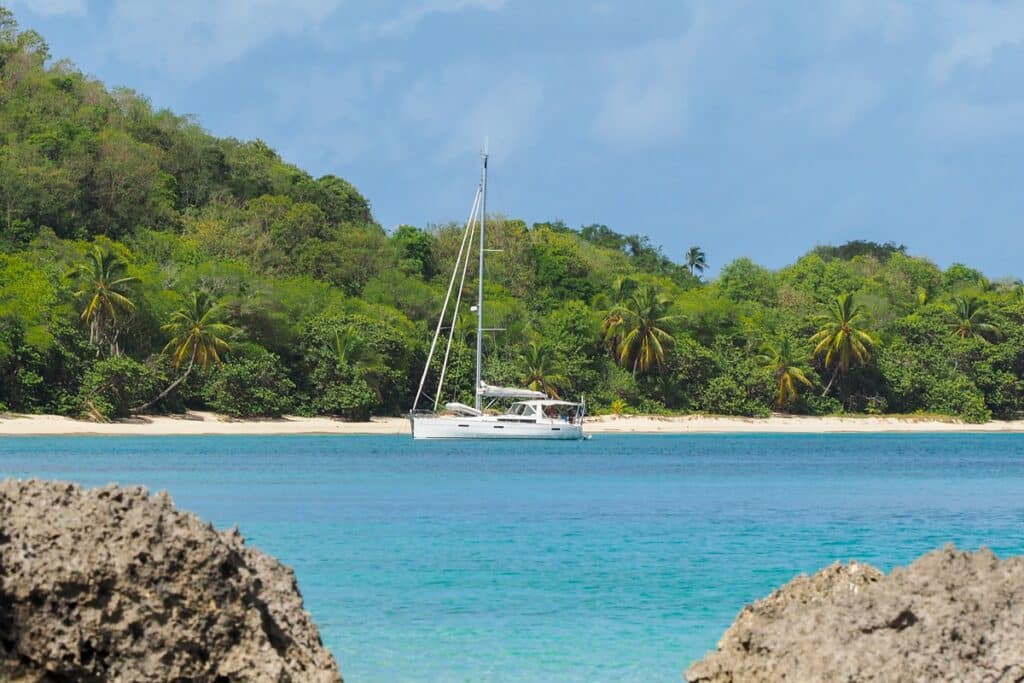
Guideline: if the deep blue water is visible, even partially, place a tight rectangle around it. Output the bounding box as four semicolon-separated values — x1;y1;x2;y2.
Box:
1;434;1023;681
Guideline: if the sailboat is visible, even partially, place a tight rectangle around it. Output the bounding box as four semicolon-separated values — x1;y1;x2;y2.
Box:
409;151;586;440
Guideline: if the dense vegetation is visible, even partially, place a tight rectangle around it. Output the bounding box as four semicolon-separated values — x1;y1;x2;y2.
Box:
2;9;1023;423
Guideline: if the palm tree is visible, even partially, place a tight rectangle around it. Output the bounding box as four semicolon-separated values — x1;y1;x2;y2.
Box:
331;326;386;397
685;246;707;276
519;342;568;398
810;292;876;397
134;292;232;412
949;295;998;342
599;277;639;356
604;284;678;376
69;246;138;356
757;336;813;409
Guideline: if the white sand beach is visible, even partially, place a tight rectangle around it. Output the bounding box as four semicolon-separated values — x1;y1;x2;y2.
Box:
3;411;1024;436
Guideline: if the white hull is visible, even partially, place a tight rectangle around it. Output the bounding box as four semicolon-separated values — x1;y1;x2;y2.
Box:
410;414;584;440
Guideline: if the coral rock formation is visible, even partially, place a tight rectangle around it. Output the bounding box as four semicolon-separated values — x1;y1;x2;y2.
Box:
687;545;1024;682
0;478;342;682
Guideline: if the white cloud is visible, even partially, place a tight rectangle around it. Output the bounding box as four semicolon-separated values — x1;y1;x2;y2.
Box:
373;0;506;38
265;60;405;166
920;98;1024;140
11;0;86;16
929;2;1024;82
104;0;344;80
824;0;914;44
402;65;543;163
590;11;705;148
791;64;883;134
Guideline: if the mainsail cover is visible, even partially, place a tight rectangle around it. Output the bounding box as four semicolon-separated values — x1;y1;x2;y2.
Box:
476;382;546;399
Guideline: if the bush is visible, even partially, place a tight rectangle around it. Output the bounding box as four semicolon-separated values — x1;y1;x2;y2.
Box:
923;376;991;424
298;310;417;415
77;356;163;419
311;375;377;421
203;349;295;418
700;375;771;417
794;393;844;416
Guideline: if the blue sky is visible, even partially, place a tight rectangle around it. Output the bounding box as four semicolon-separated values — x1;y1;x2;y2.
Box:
8;0;1024;277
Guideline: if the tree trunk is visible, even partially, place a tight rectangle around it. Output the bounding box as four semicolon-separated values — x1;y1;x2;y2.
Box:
821;365;840;397
133;356;194;414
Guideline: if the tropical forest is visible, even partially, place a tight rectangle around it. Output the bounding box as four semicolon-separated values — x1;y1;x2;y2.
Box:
2;8;1023;424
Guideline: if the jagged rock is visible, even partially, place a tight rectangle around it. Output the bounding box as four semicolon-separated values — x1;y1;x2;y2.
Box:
686;545;1024;682
0;478;342;682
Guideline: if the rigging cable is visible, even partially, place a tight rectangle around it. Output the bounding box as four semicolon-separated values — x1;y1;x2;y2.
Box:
434;193;480;410
411;186;482;410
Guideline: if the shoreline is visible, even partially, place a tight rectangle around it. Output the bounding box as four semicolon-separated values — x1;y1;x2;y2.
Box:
3;411;1024;436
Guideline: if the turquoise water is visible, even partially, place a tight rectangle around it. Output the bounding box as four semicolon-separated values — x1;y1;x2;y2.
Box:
1;434;1023;681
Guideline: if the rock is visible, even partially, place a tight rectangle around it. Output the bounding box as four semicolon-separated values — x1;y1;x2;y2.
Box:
686;545;1024;682
0;478;342;682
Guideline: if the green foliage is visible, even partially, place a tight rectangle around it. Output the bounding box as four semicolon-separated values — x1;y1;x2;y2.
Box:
948;295;998;341
697;342;773;417
299;308;418;417
717;258;777;306
202;346;294;418
700;375;771;417
603;284;678;375
531;227;597;302
518;342;568;398
392;225;437;280
944;263;986;292
684;246;707;277
813;240;906;262
162;291;232;369
77;356;163;419
811;293;877;396
757;335;813;409
2;11;1024;425
923;376;991;424
609;398;628;415
68;245;138;355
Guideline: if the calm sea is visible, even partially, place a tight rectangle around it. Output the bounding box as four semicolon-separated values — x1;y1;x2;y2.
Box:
1;434;1023;681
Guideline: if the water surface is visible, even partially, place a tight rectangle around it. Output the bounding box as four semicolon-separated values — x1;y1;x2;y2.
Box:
2;434;1022;682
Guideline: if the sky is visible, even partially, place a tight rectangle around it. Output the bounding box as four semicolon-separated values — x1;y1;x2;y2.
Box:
7;0;1024;277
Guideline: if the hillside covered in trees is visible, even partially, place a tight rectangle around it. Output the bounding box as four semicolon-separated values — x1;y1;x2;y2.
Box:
2;8;1023;423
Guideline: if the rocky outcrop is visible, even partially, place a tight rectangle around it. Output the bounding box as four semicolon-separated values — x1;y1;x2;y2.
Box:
0;478;342;682
687;545;1024;682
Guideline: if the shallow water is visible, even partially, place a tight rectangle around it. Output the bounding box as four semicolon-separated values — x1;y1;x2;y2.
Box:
1;434;1023;682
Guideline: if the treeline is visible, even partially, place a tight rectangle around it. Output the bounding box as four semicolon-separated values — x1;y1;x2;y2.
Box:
1;9;1023;423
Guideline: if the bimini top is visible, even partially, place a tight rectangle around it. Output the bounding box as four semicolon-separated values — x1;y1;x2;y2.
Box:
513;400;584;407
476;382;546;399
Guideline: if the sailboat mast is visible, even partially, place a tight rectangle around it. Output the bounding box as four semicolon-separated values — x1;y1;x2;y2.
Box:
475;151;487;411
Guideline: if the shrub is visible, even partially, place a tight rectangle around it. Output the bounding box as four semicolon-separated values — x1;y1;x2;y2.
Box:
794;393;843;416
700;375;771;417
203;349;295;418
77;356;163;419
311;375;377;421
923;377;991;424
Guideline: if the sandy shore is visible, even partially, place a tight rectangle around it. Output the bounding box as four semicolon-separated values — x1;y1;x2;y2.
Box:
3;411;1024;436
